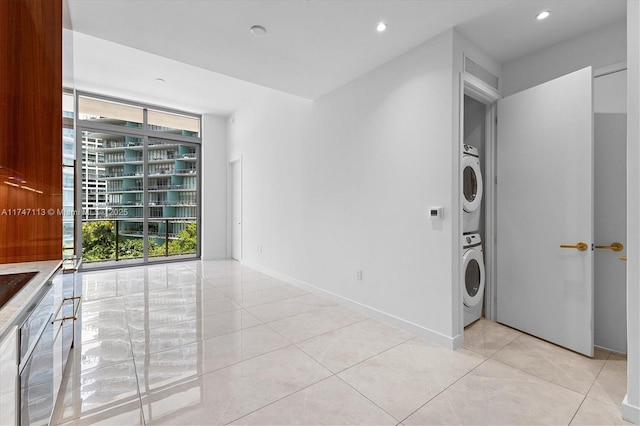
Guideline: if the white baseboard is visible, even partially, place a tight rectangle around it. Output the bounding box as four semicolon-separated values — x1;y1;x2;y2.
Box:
242;261;458;350
623;395;640;425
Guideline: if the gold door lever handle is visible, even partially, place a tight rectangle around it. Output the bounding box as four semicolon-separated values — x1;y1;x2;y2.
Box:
595;242;624;251
620;255;627;261
560;242;589;251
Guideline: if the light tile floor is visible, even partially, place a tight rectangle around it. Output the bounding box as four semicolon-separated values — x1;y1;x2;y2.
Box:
50;260;630;425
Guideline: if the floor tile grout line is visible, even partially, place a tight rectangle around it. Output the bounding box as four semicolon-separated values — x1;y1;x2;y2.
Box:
57;308;136;379
483;332;615;399
75;262;626;425
130;317;268;352
568;393;591;425
233;290;315;310
211;280;289;294
243;295;337;319
397;355;492;424
245;302;336;325
221;375;334;426
298;333;418;376
324;336;428;423
199;342;298;377
123;304;302;366
224;332;414;426
98;260;390;408
212;280;288;294
122;297;152;426
478;329;523;359
586;350;613;393
575;351;628;412
52;296;145;425
133;339;298;382
332;373;404;423
226;315;419;423
488;356;598;397
245;294;448;423
263;311;370;346
125;306;261;337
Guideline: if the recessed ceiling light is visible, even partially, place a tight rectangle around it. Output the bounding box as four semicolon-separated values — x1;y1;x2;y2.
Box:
536;10;550;20
250;25;267;37
376;22;387;32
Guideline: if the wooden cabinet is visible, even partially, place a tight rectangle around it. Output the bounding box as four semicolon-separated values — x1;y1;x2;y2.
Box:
0;0;63;263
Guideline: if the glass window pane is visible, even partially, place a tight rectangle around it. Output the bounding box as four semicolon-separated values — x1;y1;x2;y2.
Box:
77;95;200;266
148;109;200;137
81;130;144;264
78;96;143;128
147;139;198;260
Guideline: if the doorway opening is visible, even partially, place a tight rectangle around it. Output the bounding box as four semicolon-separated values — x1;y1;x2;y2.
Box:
230;159;242;261
460;74;499;331
460;63;628;357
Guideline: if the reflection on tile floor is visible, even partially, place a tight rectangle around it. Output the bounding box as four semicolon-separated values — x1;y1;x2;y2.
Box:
50;260;631;425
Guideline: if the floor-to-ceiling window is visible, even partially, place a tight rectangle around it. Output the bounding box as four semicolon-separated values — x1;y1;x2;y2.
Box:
76;94;201;268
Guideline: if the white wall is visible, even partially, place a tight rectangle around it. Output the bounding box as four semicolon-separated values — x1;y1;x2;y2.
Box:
228;29;461;346
502;20;626;96
201;114;228;260
63;28;74;88
624;1;640;423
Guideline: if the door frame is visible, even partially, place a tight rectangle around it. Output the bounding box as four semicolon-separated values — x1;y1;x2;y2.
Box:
457;72;500;338
593;61;628;354
228;157;243;260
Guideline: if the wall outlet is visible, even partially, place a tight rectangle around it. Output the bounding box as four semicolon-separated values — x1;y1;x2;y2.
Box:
256;244;263;253
356;270;363;281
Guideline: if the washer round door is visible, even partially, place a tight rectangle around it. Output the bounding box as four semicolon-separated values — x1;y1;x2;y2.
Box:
462;248;485;307
462;155;483;213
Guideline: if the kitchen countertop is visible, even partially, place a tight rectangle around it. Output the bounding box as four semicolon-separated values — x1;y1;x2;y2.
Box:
0;260;62;339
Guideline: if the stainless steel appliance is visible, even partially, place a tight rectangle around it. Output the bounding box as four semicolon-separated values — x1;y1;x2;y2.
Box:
7;269;80;425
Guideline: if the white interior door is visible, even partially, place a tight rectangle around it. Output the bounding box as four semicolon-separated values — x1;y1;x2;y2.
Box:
496;67;594;356
231;161;242;261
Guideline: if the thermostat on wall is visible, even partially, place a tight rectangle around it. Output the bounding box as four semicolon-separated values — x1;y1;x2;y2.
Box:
429;207;444;220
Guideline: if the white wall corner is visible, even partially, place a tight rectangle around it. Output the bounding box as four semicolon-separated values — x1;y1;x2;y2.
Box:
230;28;461;350
623;395;640;425
200;113;228;260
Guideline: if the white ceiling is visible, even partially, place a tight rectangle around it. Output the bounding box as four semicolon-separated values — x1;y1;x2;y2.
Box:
66;0;626;112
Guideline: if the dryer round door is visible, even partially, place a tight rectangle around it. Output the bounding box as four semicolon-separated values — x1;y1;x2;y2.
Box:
462;155;483;213
462;248;485;307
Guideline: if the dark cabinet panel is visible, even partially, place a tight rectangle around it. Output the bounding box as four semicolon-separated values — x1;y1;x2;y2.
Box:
0;0;63;263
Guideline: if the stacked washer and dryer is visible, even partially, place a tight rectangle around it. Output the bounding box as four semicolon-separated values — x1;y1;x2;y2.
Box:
462;144;485;327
